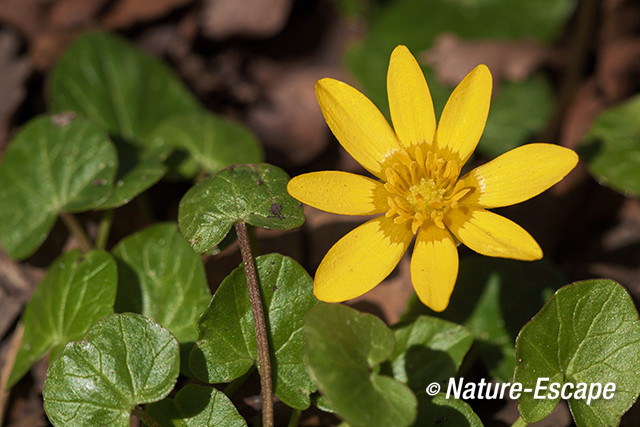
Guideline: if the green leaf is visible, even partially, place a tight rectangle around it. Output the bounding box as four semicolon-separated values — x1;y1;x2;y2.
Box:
112;223;211;343
150;111;263;179
99;143;166;209
8;250;117;387
580;94;640;196
416;393;482;426
48;32;199;207
391;316;473;392
178;164;304;253
49;32;200;148
147;384;247;426
514;279;640;425
190;253;318;409
43;313;180;427
403;257;565;382
305;304;417;427
0;114;117;259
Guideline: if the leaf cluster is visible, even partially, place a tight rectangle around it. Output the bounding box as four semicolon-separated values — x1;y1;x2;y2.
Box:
1;31;639;427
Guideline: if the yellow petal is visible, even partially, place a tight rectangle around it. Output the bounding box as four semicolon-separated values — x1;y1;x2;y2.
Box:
435;65;492;165
314;215;413;302
447;207;542;260
287;171;388;215
387;45;436;150
411;225;458;312
460;143;578;208
316;78;400;179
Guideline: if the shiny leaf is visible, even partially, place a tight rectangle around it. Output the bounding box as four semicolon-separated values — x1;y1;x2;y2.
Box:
391;316;473;392
8;250;117;387
147;384;247;426
178;164;304;253
514;279;640;425
0;115;116;259
305;303;417;427
190;254;317;409
44;313;180;426
112;223;211;343
150;111;263;179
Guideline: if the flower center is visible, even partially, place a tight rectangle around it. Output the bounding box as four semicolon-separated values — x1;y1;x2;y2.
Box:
384;147;470;234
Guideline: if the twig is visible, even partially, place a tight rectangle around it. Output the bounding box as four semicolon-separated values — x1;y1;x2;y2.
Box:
59;212;93;253
235;221;274;427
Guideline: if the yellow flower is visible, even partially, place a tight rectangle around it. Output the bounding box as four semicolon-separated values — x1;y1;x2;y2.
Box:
287;45;578;312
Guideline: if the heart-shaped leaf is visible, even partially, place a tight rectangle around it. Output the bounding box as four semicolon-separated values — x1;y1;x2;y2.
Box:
304;303;417;427
178;164;304;253
580;94;640;196
44;313;180;427
391;316;473;392
150;111;263;179
147;384;247;426
0;114;117;259
514;279;640;425
48;32;201;208
189;253;318;409
8;250;117;387
49;32;200;148
112;223;211;343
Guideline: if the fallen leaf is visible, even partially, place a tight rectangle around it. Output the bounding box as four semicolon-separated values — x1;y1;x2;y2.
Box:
421;33;548;87
48;0;109;30
0;0;44;40
247;63;333;166
200;0;294;39
104;0;191;29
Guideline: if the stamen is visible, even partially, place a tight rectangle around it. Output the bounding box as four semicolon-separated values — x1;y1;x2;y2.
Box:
383;148;469;234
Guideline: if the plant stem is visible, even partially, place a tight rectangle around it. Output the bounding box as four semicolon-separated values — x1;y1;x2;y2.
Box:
95;209;114;250
287;409;302;427
511;415;528;427
235;221;274;427
60;211;93;253
132;406;160;427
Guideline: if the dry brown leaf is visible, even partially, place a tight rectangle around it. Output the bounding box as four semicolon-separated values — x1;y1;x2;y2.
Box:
0;0;45;40
200;0;293;39
421;33;548;87
103;0;191;29
597;38;640;103
248;63;334;166
48;0;109;30
29;29;81;71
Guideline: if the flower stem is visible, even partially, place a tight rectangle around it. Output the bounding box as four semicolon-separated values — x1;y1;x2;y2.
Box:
132;405;160;427
235;221;274;427
95;209;114;250
60;211;93;253
511;415;528;427
287;409;301;427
